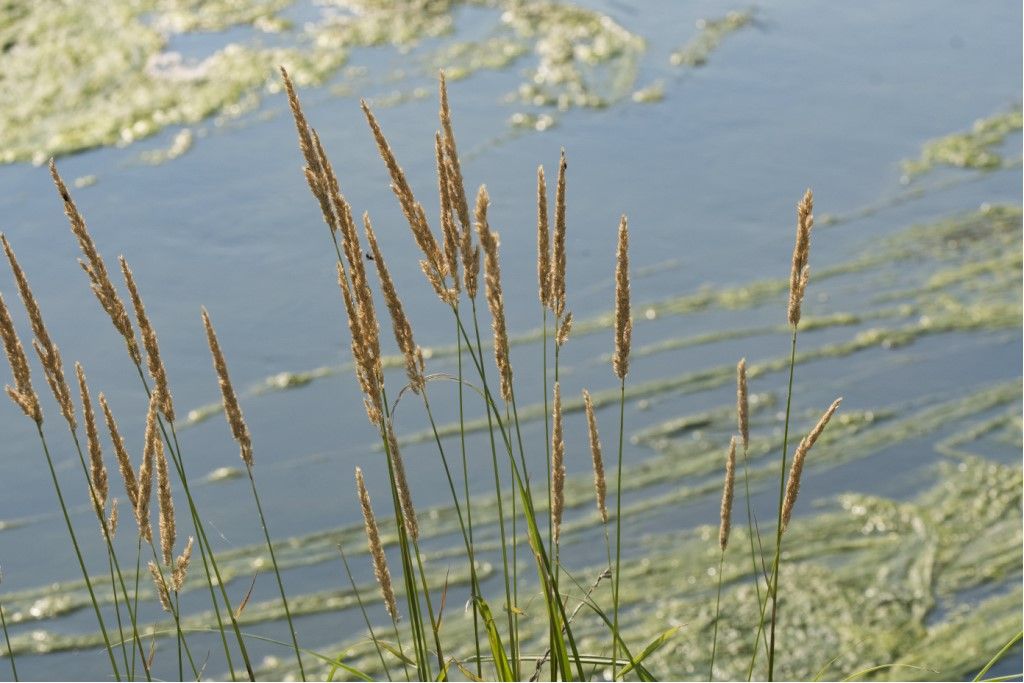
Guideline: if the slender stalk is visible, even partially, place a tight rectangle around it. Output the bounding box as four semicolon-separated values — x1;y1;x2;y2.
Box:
66;429;151;681
740;441;769;657
611;378;626;679
144;541;199;679
246;466;307;680
0;595;17;681
767;330;799;680
709;551;726;680
33;425;121;680
131;537;142;681
542;308;552;556
338;546;393;681
467;298;516;674
455;315;483;677
107;552;131;677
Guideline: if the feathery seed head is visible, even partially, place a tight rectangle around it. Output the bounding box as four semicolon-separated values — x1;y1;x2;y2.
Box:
137;391;159;543
435;133;460;289
120;257;174;422
537;165;551;307
438;71;471;236
107;498;119;539
75;363;108;515
172;537;194;591
337;263;383;425
0;291;41;423
556;311;572;348
737;358;749;450
99;393;139;513
551;382;566;544
363;214;424;393
782;397;842;530
475;186;513;402
156;424;175;567
613;214;632;380
201;308;254;468
355;467;399;619
719;437;737;551
583;389;607;524
148;562;172;612
2;234;74;428
49;160;141;365
788;189;814;327
386;422;419;541
551;150;568;316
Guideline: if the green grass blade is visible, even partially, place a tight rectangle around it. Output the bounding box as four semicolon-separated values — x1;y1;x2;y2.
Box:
475;598;515;681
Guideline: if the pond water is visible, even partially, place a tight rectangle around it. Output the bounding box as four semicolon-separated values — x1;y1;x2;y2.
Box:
0;1;1020;680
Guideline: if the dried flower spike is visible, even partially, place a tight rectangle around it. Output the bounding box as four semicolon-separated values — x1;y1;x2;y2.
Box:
719;437;737;551
613;215;632;380
121;257;174;423
137;391;159;543
156;426;175;567
201;308;254;468
782;397;842;530
551;382;566;544
99;393;139;513
583;389;608;524
788;189;814;327
172;537;194;591
148;562;172;612
537;165;551;308
551;150;568;317
0;291;41;423
355;467;399;619
75;363;107;515
737;358;749;450
49;160;141;365
1;234;74;429
475;186;513;402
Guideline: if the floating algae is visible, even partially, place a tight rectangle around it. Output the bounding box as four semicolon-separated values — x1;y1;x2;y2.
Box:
902;107;1024;179
1;0;658;164
669;10;754;67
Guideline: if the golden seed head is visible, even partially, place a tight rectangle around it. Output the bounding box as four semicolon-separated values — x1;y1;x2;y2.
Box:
536;165;551;308
355;467;399;619
280;67;323;181
138;391;159;543
363;214;424;393
148;562;172;612
107;498;119;539
551;382;566;545
435;132;460;290
438;71;472;238
737;358;749;450
583;389;608;524
156;424;175;567
2;234;74;428
720;437;737;551
337;263;382;425
201;308;254;468
172;536;194;591
361;101;447;300
0;291;41;424
551;149;568;317
613;214;632;380
386;422;419;541
556;311;572;348
120;257;174;423
475;186;513;402
99;393;139;514
75;363;108;515
49;160;141;365
782;397;842;530
788;188;814;327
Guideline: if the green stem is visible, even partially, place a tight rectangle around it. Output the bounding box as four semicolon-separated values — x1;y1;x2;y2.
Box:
0;595;17;681
612;378;626;680
246;466;307;680
455;313;483;678
338;546;393;682
709;551;726;680
767;330;799;681
144;541;199;680
34;425;122;681
107;552;131;677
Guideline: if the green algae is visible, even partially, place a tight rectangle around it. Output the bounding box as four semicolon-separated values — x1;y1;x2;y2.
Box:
1;0;656;164
902;108;1023;179
669;10;753;67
